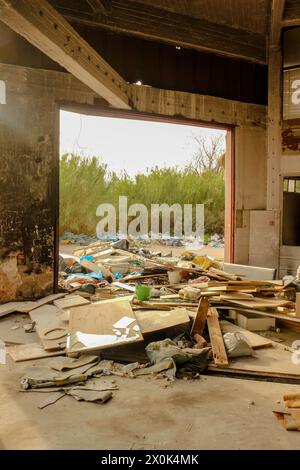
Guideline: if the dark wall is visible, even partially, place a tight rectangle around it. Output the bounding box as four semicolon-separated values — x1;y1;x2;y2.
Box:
0;22;268;105
283;192;300;246
0;63;95;302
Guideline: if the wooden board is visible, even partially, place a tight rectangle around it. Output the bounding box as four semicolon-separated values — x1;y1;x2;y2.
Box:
217;305;300;324
208;344;300;381
220;320;273;349
135;308;190;334
207;308;228;367
7;342;65;362
220;293;254;300
29;304;67;351
53;295;90;310
67;298;143;354
222;297;292;309
191;297;209;336
0;293;66;318
296;293;300;318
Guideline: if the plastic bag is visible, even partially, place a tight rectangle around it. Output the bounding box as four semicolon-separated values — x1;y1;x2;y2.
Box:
223;332;254;358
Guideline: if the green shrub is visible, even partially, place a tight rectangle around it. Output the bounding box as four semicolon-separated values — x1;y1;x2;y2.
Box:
59;153;224;237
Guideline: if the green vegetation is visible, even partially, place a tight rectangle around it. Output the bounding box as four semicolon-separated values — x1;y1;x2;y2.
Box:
59;153;225;237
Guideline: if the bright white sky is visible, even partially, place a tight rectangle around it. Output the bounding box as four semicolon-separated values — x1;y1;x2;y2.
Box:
60;110;226;176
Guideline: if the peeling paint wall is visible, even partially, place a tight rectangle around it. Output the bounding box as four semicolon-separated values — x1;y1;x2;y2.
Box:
0;63;95;302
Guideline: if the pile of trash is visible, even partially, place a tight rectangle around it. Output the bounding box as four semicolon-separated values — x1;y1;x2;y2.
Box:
2;236;300;412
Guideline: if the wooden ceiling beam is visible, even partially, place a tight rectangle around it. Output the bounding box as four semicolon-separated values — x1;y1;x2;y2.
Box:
0;0;130;109
269;0;286;46
282;0;300;26
86;0;111;15
52;0;267;64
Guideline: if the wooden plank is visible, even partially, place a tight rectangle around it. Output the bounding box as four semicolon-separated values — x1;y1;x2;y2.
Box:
221;297;292;309
269;0;286;46
7;342;65;362
207;307;228;367
217;305;300;324
80;258;112;279
0;0;130;109
67;298;143;354
191;297;209;336
296;292;300;318
0;293;66;318
208;343;300;381
53;295;90;310
220;320;273;349
56;0;266;64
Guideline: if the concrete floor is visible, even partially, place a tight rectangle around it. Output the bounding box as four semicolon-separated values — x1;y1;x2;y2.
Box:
2;357;300;450
1;315;300;450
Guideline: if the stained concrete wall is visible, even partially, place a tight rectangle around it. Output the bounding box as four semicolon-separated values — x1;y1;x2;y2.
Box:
0;62;267;302
0;63;95;302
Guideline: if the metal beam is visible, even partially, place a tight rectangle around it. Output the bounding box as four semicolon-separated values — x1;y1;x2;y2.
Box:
0;0;130;109
52;0;267;64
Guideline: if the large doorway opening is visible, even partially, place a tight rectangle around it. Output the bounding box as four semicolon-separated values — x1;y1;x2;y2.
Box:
58;106;233;279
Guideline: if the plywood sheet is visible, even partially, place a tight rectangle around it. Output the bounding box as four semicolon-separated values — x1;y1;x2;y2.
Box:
53;295;90;310
135;308;190;334
0;293;66;318
7;343;65;362
223;297;291;309
209;344;300;380
67;298;143;354
29;304;67;351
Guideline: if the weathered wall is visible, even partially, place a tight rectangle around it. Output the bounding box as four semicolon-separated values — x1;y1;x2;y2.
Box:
0;63;95;301
0;63;267;302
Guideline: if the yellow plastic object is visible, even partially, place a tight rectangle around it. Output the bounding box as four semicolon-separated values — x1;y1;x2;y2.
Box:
192;256;212;270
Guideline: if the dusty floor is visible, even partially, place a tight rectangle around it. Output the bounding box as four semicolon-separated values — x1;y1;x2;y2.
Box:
1;314;300;450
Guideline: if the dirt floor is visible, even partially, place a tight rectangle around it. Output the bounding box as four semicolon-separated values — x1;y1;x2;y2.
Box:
1;313;300;450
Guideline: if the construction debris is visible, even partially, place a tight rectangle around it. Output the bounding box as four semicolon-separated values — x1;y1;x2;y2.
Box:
274;392;300;431
1;238;300;408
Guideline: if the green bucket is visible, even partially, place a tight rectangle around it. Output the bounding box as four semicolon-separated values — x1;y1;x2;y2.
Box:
135;285;152;301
